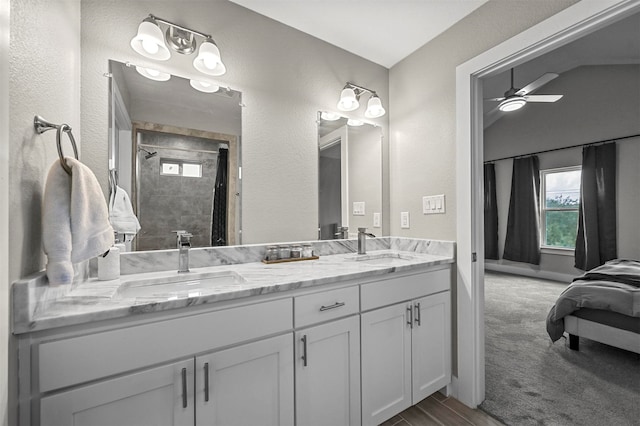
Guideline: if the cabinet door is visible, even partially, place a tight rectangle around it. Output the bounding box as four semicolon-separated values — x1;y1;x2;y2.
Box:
412;291;451;402
196;333;294;426
40;359;194;426
361;303;412;426
295;315;361;426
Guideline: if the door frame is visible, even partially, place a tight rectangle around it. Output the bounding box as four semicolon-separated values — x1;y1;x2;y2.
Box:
454;0;640;407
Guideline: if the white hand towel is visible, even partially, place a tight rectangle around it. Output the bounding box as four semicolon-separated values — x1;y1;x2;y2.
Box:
43;157;114;286
109;185;141;238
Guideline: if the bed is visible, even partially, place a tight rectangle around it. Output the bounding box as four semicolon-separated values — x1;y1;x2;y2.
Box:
546;259;640;354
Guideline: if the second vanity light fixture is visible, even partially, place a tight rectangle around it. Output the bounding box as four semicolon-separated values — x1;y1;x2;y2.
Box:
130;14;227;77
337;82;386;118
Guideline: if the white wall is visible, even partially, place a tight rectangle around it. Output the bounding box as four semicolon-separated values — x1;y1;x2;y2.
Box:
485;65;640;278
81;0;389;245
7;1;81;423
388;0;578;240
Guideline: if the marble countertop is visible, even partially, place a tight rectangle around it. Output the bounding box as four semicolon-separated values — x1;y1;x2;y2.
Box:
12;238;455;334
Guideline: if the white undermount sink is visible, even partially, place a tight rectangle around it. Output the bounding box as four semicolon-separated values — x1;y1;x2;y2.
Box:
350;252;419;265
117;270;246;299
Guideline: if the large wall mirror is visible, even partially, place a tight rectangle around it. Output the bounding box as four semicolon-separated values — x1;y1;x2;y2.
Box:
318;114;383;239
108;60;242;251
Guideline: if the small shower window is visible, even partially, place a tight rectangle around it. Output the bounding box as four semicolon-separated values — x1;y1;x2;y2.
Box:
160;160;203;178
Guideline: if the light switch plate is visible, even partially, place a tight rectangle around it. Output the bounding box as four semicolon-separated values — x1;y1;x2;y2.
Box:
423;194;446;214
400;211;410;229
373;212;381;228
353;201;365;216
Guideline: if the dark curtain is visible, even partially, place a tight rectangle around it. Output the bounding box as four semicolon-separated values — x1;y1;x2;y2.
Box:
211;148;228;246
575;143;617;270
503;156;541;265
484;163;499;260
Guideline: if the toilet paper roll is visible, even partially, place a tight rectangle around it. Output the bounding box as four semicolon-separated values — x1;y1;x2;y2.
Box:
98;246;120;280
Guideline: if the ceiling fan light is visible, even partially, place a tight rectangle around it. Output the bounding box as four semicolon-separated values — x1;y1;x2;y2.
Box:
190;79;220;93
193;38;226;76
130;18;171;60
337;88;359;111
364;95;385;118
498;96;526;112
135;66;171;82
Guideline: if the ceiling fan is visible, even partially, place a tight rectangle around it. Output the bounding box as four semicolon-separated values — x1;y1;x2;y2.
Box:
487;68;563;113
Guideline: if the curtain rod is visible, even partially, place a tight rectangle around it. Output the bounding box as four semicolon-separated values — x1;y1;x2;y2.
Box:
484;133;640;164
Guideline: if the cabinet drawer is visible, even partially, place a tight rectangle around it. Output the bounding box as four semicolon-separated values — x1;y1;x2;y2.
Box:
39;298;292;393
361;267;450;311
295;286;359;327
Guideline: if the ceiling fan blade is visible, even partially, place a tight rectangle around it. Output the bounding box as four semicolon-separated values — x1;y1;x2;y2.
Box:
524;94;563;102
516;73;559;96
485;97;506;102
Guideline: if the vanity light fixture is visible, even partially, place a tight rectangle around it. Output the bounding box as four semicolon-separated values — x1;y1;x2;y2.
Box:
347;118;364;127
336;82;386;118
321;111;341;121
131;14;227;77
190;79;220;93
135;66;171;81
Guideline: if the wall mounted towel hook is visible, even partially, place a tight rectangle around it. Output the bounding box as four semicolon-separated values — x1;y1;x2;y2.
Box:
34;115;79;175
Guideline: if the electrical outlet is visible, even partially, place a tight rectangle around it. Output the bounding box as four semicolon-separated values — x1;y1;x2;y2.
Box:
353;201;365;216
373;212;381;228
400;211;410;229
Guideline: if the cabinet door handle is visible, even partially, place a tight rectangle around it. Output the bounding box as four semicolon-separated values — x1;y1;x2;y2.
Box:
319;301;345;311
415;302;421;326
204;362;210;402
406;305;413;328
301;335;308;367
181;367;188;409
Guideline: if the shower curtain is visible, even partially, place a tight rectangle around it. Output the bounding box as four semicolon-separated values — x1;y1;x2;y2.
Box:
211;148;228;246
575;143;617;270
503;156;541;265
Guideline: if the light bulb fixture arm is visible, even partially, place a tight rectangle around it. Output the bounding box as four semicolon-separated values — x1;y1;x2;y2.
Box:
344;82;377;99
148;14;214;42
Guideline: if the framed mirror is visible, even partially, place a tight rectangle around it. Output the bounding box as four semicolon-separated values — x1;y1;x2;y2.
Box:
318;113;383;239
108;60;242;251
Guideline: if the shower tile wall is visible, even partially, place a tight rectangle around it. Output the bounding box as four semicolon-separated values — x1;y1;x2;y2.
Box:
137;131;225;250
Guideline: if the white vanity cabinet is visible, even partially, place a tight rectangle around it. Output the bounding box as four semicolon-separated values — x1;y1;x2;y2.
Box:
360;268;451;426
294;286;361;426
41;358;195;426
196;333;294;426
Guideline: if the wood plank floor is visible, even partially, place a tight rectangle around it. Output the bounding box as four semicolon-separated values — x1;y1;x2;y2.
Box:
379;394;504;426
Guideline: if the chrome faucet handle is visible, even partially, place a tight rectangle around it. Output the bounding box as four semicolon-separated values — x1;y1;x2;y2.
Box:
358;227;376;238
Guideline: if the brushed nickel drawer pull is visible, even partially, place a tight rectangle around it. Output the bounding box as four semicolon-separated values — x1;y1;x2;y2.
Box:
204;362;210;402
181;367;188;408
415;302;421;326
319;301;346;311
407;305;413;328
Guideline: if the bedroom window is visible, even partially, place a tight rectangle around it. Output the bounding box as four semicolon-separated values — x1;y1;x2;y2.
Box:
540;166;581;250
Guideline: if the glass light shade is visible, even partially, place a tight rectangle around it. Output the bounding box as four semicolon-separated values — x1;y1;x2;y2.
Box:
347;118;364;126
193;39;226;76
190;79;220;93
321;111;341;121
337;88;359;111
135;66;171;81
364;96;386;118
130;19;171;61
498;96;526;112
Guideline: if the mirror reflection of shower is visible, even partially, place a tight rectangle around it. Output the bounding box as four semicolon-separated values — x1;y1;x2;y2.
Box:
138;147;157;160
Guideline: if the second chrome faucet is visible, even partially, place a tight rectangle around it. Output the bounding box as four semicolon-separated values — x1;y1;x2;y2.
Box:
357;227;376;255
174;230;193;273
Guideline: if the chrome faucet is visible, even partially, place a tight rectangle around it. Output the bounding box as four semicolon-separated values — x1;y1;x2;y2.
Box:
174;231;193;273
335;226;349;239
357;227;376;255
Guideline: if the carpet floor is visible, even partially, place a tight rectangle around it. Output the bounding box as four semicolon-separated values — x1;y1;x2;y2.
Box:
479;271;640;426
